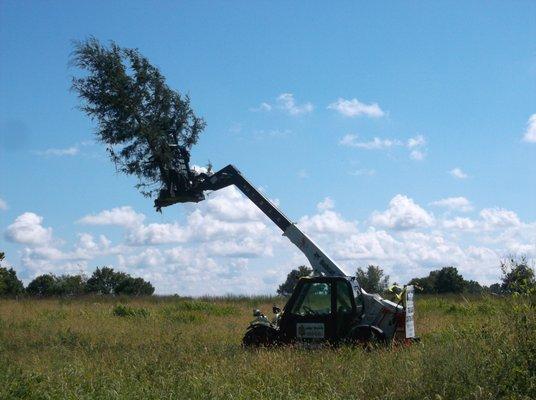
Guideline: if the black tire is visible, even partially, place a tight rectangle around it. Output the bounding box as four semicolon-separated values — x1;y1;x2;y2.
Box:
345;325;386;348
242;325;278;347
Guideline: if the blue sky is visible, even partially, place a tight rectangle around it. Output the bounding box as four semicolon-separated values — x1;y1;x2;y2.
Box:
1;1;535;295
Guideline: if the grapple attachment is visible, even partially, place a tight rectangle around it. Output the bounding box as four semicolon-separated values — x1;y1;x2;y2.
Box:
154;189;205;211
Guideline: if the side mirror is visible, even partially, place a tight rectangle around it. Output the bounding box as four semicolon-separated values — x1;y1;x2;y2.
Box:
253;309;261;317
272;305;281;314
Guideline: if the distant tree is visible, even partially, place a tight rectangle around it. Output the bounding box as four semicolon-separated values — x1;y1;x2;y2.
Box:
85;267;154;295
277;265;312;296
500;255;535;294
489;283;502;294
410;267;474;294
434;267;465;293
71;38;206;199
409;272;438;294
464;280;483;294
54;274;87;296
86;267;128;295
115;277;155;296
355;265;389;293
0;252;24;296
26;274;57;296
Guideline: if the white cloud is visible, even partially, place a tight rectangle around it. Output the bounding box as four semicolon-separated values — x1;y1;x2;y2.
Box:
297;169;309;179
431;196;473;212
333;229;398;263
16;231;119;279
340;134;426;160
35;146;79;156
276;93;313;116
204;186;265;222
79;206;145;228
449;167;469;179
6;186;535;293
407;135;427;160
317;197;335;211
407;135;426;148
350;169;376;176
327;98;385;118
480;222;536;258
205;237;271;258
299;209;357;235
339;134;401;149
443;217;476;230
370;194;434;230
191;164;209;174
78;187;275;253
409;150;425;160
250;102;272;112
126;222;188;246
0;197;7;210
522;113;536;143
186;209;268;241
5;212;53;245
480;208;520;229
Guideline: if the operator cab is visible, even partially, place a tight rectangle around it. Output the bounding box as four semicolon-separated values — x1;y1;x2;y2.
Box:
278;276;363;343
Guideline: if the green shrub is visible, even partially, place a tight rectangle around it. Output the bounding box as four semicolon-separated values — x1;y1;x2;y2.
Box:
112;304;149;317
0;252;24;296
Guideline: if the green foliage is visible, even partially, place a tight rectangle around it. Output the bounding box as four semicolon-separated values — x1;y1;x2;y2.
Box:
410;266;482;294
86;266;154;295
434;266;465;293
169;300;237;316
160;300;237;324
464;279;484;294
23;267;153;297
26;274;86;296
500;255;536;294
54;274;87;296
71;38;206;198
408;274;436;293
277;265;312;296
0;252;24;296
112;304;149;317
355;265;389;293
489;282;502;294
86;267;126;295
115;277;155;296
0;295;534;399
26;274;57;296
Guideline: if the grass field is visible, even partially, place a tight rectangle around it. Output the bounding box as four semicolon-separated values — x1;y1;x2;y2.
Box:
0;294;534;400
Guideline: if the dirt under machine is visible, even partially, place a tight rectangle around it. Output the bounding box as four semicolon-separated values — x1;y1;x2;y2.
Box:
156;163;417;347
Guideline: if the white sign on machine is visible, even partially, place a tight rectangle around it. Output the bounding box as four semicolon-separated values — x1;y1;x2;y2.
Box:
297;323;325;339
405;285;415;338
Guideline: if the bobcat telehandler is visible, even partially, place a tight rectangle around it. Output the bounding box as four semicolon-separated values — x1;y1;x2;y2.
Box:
156;164;416;346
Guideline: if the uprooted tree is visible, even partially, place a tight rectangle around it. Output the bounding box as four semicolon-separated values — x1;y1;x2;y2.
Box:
71;38;206;203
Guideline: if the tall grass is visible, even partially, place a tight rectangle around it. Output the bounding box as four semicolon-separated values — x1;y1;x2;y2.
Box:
0;295;534;399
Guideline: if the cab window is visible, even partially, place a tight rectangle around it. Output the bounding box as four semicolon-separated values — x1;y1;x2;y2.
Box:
291;282;331;316
336;281;353;314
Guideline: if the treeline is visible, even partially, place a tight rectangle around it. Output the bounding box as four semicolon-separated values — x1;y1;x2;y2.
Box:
0;253;154;297
278;256;535;296
407;256;535;295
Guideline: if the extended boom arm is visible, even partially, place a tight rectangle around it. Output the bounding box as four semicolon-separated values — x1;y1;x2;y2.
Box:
185;165;347;277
